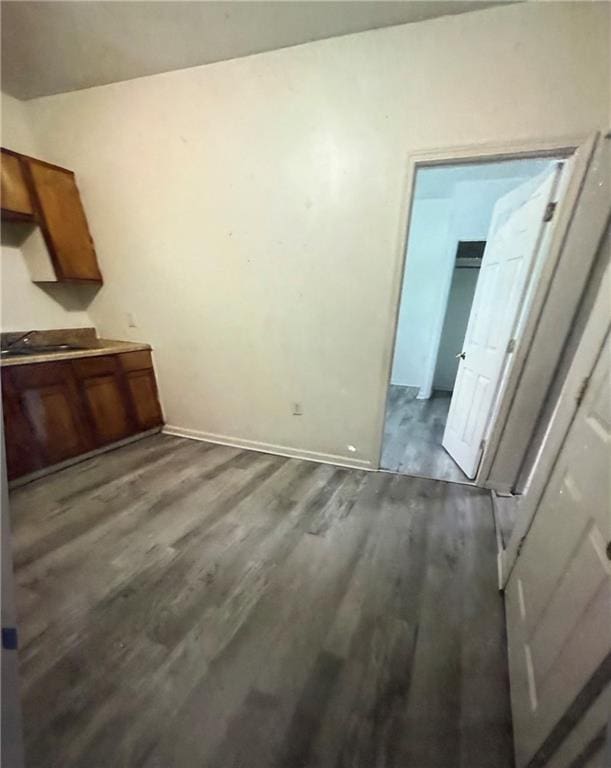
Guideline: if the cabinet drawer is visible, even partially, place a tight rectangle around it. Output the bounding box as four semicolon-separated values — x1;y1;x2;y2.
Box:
119;350;153;372
72;354;119;378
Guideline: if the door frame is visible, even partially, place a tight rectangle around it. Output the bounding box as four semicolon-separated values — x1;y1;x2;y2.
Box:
476;132;604;490
374;133;591;485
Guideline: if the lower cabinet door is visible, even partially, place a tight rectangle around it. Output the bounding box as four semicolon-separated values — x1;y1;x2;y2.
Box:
7;362;94;468
1;371;44;480
118;351;163;431
125;368;164;430
71;356;135;445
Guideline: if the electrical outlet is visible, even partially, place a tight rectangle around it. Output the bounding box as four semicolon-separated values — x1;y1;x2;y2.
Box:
126;312;137;328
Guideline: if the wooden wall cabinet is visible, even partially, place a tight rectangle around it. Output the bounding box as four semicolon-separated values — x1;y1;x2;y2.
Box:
0;150;33;219
1;148;102;283
2;351;163;480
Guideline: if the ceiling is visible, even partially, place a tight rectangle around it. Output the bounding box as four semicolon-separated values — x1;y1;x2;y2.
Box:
415;157;558;200
1;1;504;100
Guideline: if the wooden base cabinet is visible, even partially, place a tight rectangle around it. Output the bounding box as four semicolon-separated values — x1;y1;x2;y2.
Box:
2;351;163;480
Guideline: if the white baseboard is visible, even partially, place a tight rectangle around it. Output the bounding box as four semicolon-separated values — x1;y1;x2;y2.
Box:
162;425;374;471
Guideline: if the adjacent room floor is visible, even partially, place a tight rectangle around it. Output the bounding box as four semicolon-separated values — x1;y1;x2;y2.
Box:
381;385;470;484
11;433;512;768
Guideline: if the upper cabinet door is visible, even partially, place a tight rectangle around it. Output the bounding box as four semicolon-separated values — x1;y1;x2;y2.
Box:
1;149;34;219
26;158;103;282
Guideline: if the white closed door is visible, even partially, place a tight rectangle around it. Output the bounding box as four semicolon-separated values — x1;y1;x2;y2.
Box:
506;326;610;768
442;164;562;478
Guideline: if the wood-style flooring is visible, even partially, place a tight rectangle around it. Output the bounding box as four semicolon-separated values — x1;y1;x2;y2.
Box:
381;385;470;484
10;434;513;768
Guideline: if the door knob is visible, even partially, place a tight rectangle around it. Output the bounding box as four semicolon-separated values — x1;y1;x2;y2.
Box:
456;352;466;360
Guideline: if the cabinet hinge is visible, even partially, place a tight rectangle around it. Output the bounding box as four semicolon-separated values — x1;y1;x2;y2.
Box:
542;201;557;223
576;376;590;407
506;338;516;354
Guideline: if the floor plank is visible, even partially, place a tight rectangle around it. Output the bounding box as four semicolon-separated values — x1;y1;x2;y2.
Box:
9;433;513;767
381;385;470;484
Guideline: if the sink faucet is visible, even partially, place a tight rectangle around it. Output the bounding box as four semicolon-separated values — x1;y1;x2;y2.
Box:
4;330;36;351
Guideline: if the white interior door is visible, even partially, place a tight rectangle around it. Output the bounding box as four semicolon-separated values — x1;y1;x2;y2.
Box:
505;320;610;768
442;163;563;478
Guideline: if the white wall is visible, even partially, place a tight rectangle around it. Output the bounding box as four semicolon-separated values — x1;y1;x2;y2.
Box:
1;93;37;156
0;93;95;332
11;1;610;467
391;198;451;387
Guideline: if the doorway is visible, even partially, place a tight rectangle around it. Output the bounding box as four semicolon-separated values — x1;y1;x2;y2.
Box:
380;155;570;484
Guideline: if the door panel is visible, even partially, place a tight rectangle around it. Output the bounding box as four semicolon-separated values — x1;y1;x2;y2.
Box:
442;164;562;478
506;329;610;767
545;682;609;768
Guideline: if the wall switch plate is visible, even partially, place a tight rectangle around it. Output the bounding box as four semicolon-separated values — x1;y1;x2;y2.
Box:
127;312;137;328
292;402;303;416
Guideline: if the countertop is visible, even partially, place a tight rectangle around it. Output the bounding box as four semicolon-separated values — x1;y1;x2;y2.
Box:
1;338;151;367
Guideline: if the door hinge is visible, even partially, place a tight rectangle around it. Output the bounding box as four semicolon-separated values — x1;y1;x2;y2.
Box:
506;338;516;354
576;376;590;407
479;438;486;451
542;201;557;223
516;535;526;558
